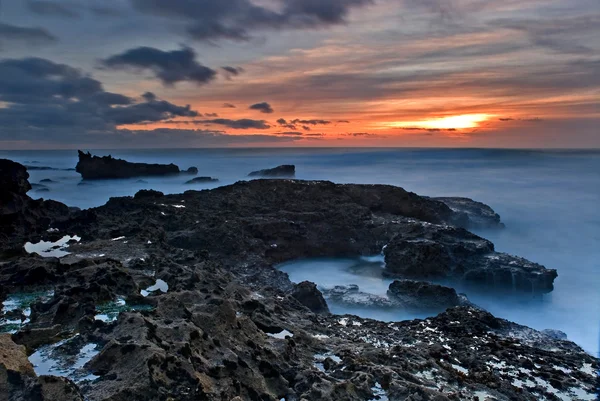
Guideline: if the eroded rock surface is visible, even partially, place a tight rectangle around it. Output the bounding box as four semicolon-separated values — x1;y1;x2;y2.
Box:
0;161;595;401
435;197;504;229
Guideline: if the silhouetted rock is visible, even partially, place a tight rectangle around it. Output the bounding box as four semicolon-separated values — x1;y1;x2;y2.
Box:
75;150;194;180
39;179;57;184
248;165;295;177
291;281;330;314
184;167;198;175
387;280;462;310
186;177;219;184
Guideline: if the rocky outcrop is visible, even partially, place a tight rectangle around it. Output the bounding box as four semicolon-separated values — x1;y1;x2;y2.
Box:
0;159;71;255
0;160;593;401
291;281;330;314
434;197;504;229
185;177;219;184
75;151;197;180
387;280;463;310
248;165;296;177
322;285;394;308
0;334;83;401
383;222;557;293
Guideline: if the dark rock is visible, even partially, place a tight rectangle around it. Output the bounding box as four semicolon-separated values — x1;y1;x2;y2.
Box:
133;189;164;200
291;281;330;314
25;166;56;171
76;150;188;180
322;285;394;308
30;184;49;190
39;179;57;184
387;280;462;310
35;188;50;193
248;165;296;177
183;167;198;175
542;329;568;340
186;177;219;184
383;222;556;294
434;197;504;229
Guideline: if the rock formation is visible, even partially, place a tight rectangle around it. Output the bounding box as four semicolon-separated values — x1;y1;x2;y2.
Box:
0;160;596;401
185;177;219;184
75;151;197;180
248;165;296;177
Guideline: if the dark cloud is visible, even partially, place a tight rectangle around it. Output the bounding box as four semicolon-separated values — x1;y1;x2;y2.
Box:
201;118;271;129
275;131;304;136
498;117;543;123
249;102;274;114
0;57;201;142
101;46;217;86
223;103;237;108
205;113;219;117
276;118;330;130
27;1;80;18
0;23;57;45
221;66;244;79
130;0;374;42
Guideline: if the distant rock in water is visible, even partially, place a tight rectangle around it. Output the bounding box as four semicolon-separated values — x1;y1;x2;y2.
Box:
387;280;463;310
186;177;219;185
76;150;196;180
25;165;56;171
30;183;48;190
184;167;199;175
39;179;57;183
434;197;504;229
248;165;295;177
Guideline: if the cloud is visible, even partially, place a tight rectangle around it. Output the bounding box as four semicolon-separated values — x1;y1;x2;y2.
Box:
130;0;374;42
200;118;271;129
101;46;217;86
223;103;237;108
0;57;201;142
221;66;244;79
249;102;274;114
27;1;80;18
0;23;58;45
276;118;331;130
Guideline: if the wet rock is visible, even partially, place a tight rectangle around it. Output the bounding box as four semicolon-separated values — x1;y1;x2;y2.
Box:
248;165;296;177
291;281;330;314
434;197;504;229
542;329;568;340
322;285;394;308
185;177;219;184
76;151;188;180
0;333;35;377
387;280;462;310
383;222;557;293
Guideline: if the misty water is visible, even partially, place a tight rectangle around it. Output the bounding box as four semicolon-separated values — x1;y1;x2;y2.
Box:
2;148;599;356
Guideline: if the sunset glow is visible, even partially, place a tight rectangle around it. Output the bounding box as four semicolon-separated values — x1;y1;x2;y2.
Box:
383;114;492;130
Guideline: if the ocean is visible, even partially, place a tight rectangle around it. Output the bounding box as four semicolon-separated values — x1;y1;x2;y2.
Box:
2;148;599;356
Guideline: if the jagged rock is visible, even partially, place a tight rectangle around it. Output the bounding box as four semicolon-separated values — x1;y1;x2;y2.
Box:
0;159;71;255
322;285;394;308
383;222;557;293
542;329;568;340
248;165;296;177
291;281;330;314
434;197;504;229
185;177;219;184
387;280;462;310
75;150;191;180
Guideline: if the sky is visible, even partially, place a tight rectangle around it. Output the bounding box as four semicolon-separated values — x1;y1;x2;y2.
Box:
0;0;598;149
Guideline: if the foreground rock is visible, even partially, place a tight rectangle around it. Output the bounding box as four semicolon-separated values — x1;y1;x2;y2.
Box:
0;160;595;401
76;151;197;180
0;159;71;255
383;222;557;293
387;279;463;310
248;164;296;177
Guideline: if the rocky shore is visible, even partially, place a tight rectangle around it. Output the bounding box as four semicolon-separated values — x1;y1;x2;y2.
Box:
0;158;597;401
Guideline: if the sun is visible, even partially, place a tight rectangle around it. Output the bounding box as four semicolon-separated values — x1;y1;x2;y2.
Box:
384;114;491;130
